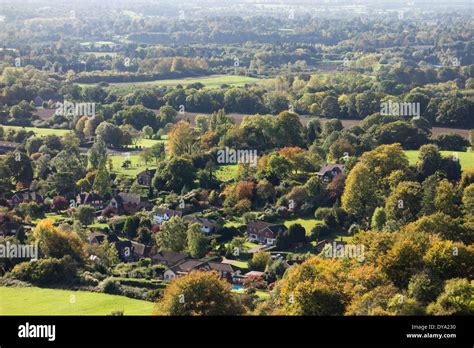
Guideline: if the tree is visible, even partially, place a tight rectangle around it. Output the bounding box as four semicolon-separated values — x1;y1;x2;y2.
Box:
142;125;154;139
320;95;340;118
416;144;442;180
159;104;178;126
427;278;474;315
156;216;187;252
153;157;196;193
154;271;244;315
274;111;304;148
462;184;474;216
74;205;96;226
32;219;85;262
248;251;271;272
381;239;424;288
88;137;107;170
51;196;69;211
167;121;199;156
407;272;440;304
123;216;140;240
434;179;461;217
277;257;347;315
423;240;474;280
341;163;378;224
187;223;208;258
93;161;112;196
385;181;422;225
149;142;165;165
95;122;123;148
371;207;387;231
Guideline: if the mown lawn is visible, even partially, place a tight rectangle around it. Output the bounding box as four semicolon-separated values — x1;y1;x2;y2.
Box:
282;218;322;236
0;287;154;315
1;125;70;137
405;149;474;170
110;153;158;177
216;164;239;182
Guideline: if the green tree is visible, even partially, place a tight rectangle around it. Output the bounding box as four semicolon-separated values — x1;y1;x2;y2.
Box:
186;223;208;258
427;278;474;315
462;183;474;216
341;163;378;224
74;205;96;226
385;181;422;225
434;179;461;217
371;207;387;230
156;216;187;252
248;251;271;272
93;161;112;196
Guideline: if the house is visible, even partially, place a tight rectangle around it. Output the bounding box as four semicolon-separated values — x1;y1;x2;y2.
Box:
183;216;217;234
108;192;143;215
0;214;21;237
152;251;188;267
136;169;156;187
153;208;183;224
88;232;106;245
10;190;44;207
131;241;152;259
0;141;19;154
163;260;236;281
317;163;344;183
247;221;286;245
77;193;104;210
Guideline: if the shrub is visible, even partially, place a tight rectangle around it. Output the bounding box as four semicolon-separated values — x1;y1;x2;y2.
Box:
100;278;121;294
10;256;78;286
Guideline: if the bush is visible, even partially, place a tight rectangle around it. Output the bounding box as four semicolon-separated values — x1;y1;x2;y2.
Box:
100;278;121;294
10;256;78;286
310;223;331;241
434;134;470;151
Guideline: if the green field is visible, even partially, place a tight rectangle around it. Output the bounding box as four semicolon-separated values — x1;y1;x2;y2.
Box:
82;75;260;95
0;287;154;315
1;125;70;137
110;153;158;176
405;149;474;170
283;218;321;236
216;164;239;182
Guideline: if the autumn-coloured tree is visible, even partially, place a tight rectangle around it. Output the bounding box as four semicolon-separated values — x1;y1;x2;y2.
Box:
32;219;85;262
167;120;199;156
154;271;244;315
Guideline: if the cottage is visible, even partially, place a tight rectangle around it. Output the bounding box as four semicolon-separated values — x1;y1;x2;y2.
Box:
88;232;106;245
0;141;20;154
131;241;152;259
153;208;183;224
317;163;344;183
108;192;143;215
163;260;236;281
0;214;21;237
136;169;156;187
77;193;104;210
152;251;188;267
247;221;286;245
10;190;44;207
184;216;217;234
